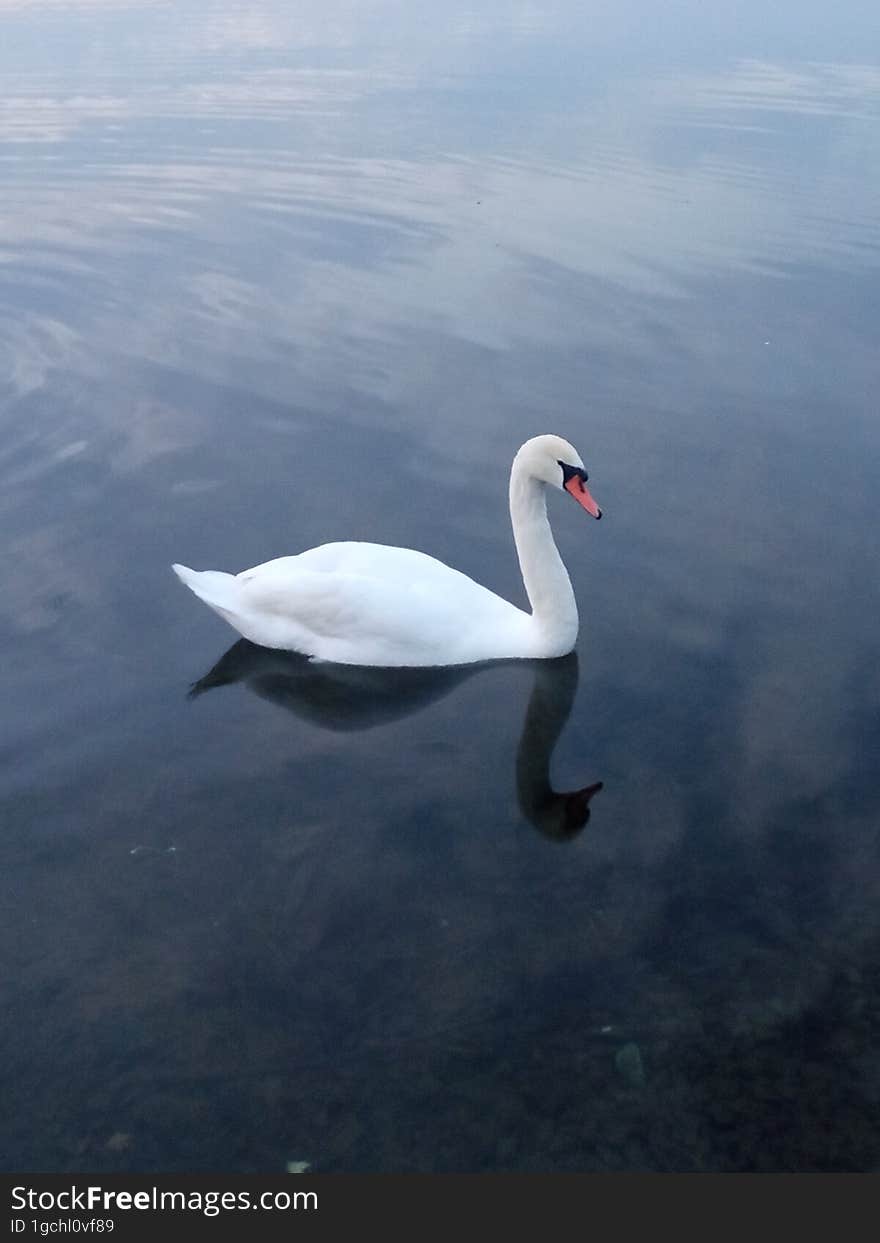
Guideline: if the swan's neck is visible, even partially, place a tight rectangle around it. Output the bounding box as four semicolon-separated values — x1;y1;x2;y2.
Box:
509;460;578;655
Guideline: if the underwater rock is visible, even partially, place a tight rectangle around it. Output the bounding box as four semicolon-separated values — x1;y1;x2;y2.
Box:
614;1042;646;1088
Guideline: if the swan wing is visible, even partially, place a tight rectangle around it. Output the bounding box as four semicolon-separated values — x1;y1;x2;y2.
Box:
232;543;530;664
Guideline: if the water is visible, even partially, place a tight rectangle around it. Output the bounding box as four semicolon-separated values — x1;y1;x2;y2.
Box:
2;1;879;1173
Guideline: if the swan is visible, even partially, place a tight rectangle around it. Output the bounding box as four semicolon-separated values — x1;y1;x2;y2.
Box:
172;434;601;667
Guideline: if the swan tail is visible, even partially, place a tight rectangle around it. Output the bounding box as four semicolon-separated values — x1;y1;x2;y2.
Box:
172;563;242;614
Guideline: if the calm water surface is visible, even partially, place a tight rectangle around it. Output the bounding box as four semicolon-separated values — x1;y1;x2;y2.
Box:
2;1;879;1172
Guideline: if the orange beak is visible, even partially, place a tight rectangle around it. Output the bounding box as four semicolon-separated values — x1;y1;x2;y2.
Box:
564;475;602;519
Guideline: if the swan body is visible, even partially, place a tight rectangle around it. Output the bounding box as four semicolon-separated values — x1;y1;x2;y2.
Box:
173;434;601;667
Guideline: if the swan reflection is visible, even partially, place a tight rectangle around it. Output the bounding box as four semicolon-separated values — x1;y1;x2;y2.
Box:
190;642;602;840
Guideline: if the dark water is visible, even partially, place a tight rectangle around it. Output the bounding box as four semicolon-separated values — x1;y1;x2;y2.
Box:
2;1;879;1172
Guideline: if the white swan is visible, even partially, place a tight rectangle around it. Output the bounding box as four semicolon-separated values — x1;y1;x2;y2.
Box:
172;434;601;667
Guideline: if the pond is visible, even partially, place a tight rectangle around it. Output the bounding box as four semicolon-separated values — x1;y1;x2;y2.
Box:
2;0;879;1172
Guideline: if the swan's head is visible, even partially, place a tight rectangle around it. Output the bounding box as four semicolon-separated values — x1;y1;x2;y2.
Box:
515;434;602;519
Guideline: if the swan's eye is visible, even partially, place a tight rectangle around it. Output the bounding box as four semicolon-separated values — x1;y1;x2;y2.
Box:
558;461;588;486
